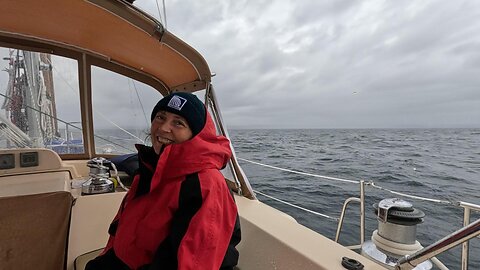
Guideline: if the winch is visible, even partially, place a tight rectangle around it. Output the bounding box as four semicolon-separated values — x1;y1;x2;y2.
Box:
361;198;433;270
81;157;115;195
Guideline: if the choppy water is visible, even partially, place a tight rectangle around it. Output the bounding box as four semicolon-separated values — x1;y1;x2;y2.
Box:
229;128;480;269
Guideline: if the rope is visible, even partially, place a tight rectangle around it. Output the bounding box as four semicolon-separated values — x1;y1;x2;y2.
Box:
254;190;339;222
369;182;456;206
238;158;359;184
240;157;464;210
110;162;129;191
0;127;29;147
95;111;145;144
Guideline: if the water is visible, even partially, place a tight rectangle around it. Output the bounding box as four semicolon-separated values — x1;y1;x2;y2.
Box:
229;128;480;269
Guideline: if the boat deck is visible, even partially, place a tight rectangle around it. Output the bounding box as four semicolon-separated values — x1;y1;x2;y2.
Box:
0;148;387;270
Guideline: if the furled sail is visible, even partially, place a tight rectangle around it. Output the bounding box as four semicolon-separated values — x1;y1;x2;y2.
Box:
0;49;58;148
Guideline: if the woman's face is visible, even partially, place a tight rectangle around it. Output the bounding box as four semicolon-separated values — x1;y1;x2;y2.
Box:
150;111;193;154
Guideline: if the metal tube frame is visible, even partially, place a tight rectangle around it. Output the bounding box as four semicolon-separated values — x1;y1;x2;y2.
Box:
206;93;242;194
207;85;256;199
459;202;480;270
395;218;480;270
335;180;366;248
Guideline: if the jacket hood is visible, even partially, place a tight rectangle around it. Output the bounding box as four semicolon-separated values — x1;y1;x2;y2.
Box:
141;110;232;190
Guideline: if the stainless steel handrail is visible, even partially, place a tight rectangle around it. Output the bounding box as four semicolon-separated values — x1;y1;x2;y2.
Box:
395;218;480;270
459;202;480;270
335;180;366;246
208;86;256;199
335;197;361;243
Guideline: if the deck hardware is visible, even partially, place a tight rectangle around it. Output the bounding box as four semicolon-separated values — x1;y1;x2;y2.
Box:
361;198;432;269
341;257;364;270
396;218;480;270
81;157;115;195
377;198;413;223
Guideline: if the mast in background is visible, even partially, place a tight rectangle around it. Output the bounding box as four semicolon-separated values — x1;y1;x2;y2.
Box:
1;49;58;147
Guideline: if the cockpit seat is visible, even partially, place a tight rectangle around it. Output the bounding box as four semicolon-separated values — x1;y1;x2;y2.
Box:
0;191;73;270
74;249;102;270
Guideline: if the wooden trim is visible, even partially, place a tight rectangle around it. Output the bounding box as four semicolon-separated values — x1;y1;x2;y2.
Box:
87;0;164;39
0;35;83;60
79;54;94;158
88;57;168;96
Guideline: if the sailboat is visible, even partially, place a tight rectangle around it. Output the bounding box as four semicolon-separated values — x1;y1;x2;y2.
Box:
0;1;478;270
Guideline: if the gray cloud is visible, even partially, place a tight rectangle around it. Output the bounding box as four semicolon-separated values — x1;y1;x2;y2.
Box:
3;1;478;131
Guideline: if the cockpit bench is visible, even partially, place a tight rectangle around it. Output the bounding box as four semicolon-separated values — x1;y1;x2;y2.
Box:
0;191;73;270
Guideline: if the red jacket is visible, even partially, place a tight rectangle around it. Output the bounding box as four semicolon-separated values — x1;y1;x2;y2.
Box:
103;113;238;269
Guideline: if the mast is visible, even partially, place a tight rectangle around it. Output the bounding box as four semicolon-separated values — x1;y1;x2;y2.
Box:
23;51;43;146
1;49;58;147
40;53;59;137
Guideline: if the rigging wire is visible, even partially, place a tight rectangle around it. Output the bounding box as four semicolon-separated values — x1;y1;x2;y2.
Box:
162;0;167;29
254;190;339;222
43;56;145;144
130;79;149;127
96;110;145;144
43;56;78;97
0;92;133;153
155;0;167;29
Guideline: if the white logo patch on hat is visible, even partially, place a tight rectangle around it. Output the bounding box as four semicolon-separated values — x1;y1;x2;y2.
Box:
167;95;187;111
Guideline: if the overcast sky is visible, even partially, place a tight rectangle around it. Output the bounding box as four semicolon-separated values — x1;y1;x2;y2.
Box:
133;0;480;129
1;1;479;130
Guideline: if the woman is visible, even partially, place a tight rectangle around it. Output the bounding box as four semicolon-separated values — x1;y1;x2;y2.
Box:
86;92;240;270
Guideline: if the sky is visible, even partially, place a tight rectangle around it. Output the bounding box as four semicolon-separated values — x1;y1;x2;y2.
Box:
1;1;479;131
133;0;480;129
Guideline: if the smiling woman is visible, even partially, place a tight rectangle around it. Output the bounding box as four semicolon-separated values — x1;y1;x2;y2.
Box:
150;111;192;152
6;1;477;270
0;1;250;270
86;92;241;269
149;92;206;153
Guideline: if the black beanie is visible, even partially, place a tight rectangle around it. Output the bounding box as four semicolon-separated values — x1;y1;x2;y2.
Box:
150;92;206;136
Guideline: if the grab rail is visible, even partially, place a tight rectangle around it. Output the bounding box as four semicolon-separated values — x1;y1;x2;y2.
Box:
396;218;480;270
334;180;366;248
460;202;480;270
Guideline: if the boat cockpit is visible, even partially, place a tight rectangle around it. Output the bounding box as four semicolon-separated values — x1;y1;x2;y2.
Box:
1;1;478;270
1;1;380;269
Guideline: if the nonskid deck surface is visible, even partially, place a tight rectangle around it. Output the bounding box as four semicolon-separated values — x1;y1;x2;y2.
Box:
73;194;387;270
234;195;386;270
